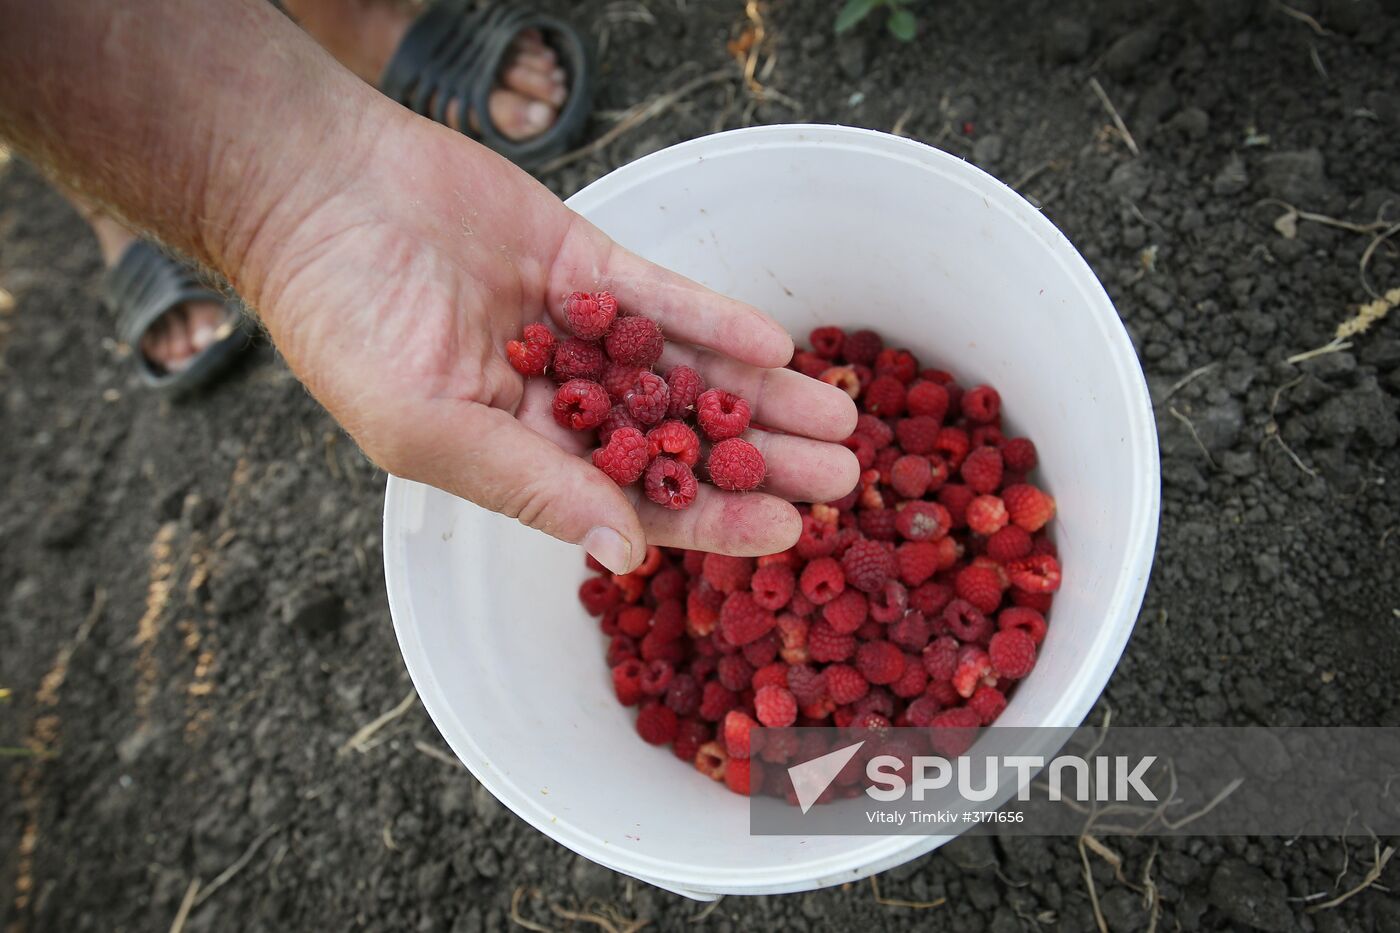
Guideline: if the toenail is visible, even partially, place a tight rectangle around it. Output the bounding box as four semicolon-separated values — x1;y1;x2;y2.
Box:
524;101;553;131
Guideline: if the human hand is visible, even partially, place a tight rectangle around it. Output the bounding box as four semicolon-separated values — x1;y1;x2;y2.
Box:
245;109;859;574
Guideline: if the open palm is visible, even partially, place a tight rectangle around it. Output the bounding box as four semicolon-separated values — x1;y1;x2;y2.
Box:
254;114;859;573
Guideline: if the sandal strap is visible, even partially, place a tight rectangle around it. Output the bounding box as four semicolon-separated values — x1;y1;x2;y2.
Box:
380;0;594;170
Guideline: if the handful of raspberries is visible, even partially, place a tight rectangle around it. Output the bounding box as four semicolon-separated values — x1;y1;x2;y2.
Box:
578;326;1061;798
506;291;765;510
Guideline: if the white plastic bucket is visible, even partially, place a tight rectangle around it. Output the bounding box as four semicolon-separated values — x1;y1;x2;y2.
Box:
383;125;1160;899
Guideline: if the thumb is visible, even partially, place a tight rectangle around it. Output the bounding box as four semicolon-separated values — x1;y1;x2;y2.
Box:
401;400;647;574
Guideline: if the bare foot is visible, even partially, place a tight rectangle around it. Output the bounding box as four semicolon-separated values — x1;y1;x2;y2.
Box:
286;0;569;140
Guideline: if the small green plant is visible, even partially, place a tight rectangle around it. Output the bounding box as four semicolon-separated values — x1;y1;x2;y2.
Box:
835;0;918;41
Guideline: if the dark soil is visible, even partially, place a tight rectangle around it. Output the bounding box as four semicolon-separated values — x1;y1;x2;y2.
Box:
5;0;1400;930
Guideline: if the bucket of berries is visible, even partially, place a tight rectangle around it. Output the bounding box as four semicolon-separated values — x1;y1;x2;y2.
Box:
383;125;1159;899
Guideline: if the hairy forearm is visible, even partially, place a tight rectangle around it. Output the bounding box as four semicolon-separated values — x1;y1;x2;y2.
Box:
0;0;389;298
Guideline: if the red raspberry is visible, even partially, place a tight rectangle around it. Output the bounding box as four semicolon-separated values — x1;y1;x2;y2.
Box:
1001;437;1038;472
856;640;906;685
1002;484;1056;532
755;685;798;727
841;539;896;594
719;592;776;646
955;565;1003;615
890;455;934;498
644;457;698;510
868;580;908;623
911;580;955;617
971;426;1004;450
551;337;606;382
842;433;876;470
672;718;710;762
505;322;556;377
1012;589;1054;614
929;707;980;756
873;445;902;484
821;589;868;634
636;702;679;744
799;557;846;604
707;438;765;491
960;446;1004;494
592;426;649;485
597;404;641;445
640;659;675;695
604;315;664;366
937;484;977;527
843;328;884;365
796;514;839;559
665;364;706;418
792;350;829;379
645;420;700;468
821;367;863;401
807;621;856;662
552;379;610;430
961;384;1001;423
809;325;846;360
857;508;898;541
903;695;940;726
698;681;737;721
1007;554;1062;593
862;375;906;417
989;627;1037;679
906;380;950;421
922;635;959;680
695;740;728;780
895;502;952;541
824;664;870;704
702;553;753;593
724;757;762;795
651;598;685;638
933;426;972;468
665;674;701;716
786;664;827;705
723;709;759;758
894;416;941;455
998;606;1048;645
621;371;669;426
874;348;918;383
578;576;621;615
600;362;645;403
889;611;931;652
966;495;1009;536
750;564;795;611
896;541;941;587
985;524;1033;562
943;598;993;643
695;389;752;441
612;658;645;706
890;653;929;697
967;685;1007;725
752;662;790;692
952;645;993;698
851;417;891;452
617;605;652;638
563;290;618;340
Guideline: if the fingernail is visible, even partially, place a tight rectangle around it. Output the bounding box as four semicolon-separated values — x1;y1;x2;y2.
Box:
550;84;568;107
189;320;217;351
551;67;566;84
583;526;631;574
524;101;553;131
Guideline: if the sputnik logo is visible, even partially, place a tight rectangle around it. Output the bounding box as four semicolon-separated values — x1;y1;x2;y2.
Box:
787;741;865;814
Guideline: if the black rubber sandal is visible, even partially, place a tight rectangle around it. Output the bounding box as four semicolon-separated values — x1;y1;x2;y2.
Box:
380;0;594;171
101;239;249;391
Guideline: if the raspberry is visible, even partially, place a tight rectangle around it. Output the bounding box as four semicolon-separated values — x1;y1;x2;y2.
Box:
723;709;759;758
719;592;776;646
578;576;621;615
702;554;754;593
967;685;1007;725
952;645;993;698
792;350;829;379
646;420;700;468
843;329;884;366
672;718;710;762
743;632;780;667
895;502;952;541
889;611;931;652
612;658;645;705
857;508;898;541
551;337;607;382
695;740;727;780
856;641;907;685
799;557;846;604
597;404;642;445
841;539;896;593
906;380;950;421
640;659;675;695
786;664;826;705
604;315;664;366
961;384;1001;423
937;484;977;527
966;495;1009;536
1001;437;1038;472
1002;484;1056;532
1012;589;1054;614
506;322;555;376
698;681;738;721
842;432;876;470
933;427;971;468
636;702;679;744
563;290;618;340
890;654;929;697
944;598;993;643
809;325;846;359
620;371;668;426
796;514;839;559
665;364;706;418
985;525;1033;562
821;589;868;634
874;348;918;383
665;674;701;716
600;362;645;403
862;375;906;416
989;628;1037;679
617;605;652;637
707;438;765;492
955;565;1003;615
904;694;941;726
960;446;1004;494
552;379;610;430
755;685;798;727
869;580;909;623
894;416;941;455
752;662;790;692
873;445;902;485
896;541;941;587
807;621;856;663
751;564;795;611
695;389;752;441
911;580;955;617
853;414;895;449
592;427;649;485
644;457;698;510
724;757;761;795
998;606;1048;644
824;664;870;704
922;635;959;681
1007;554;1062;593
890;455;934;498
929;707;980;756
